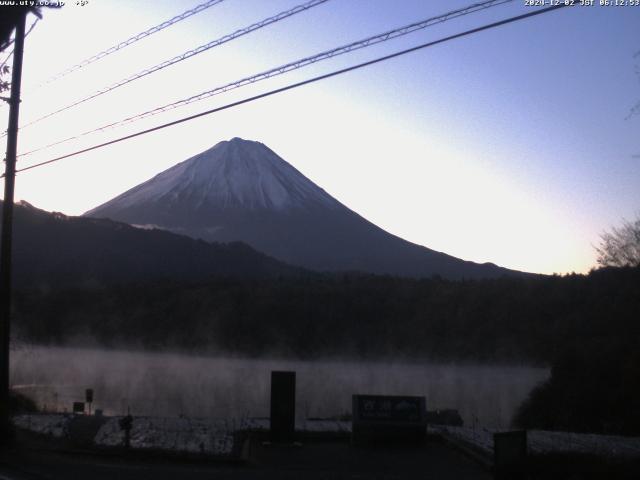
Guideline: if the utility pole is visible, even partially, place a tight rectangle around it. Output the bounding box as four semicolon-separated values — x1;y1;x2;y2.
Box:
0;11;26;442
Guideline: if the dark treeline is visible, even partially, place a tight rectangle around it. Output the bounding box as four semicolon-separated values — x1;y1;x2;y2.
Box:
12;265;640;434
12;266;639;363
513;338;640;436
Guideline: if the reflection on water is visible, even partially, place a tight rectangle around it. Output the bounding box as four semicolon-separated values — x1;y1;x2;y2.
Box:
10;346;548;428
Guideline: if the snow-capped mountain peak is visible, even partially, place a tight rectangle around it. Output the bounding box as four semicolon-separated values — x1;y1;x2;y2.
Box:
91;138;339;213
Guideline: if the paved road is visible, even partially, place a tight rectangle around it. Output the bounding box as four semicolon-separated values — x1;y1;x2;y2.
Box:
0;438;492;479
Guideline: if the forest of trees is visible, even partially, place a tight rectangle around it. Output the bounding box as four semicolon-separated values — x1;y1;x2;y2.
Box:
11;264;640;434
12;266;638;362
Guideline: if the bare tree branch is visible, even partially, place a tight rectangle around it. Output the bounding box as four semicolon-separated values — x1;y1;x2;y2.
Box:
595;215;640;268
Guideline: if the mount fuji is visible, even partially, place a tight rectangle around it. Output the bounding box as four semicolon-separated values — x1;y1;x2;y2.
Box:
85;137;520;279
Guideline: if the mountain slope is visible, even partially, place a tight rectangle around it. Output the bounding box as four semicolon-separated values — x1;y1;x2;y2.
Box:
85;137;523;279
4;201;300;288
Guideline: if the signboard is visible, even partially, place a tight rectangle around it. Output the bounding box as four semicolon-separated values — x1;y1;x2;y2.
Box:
354;395;424;423
72;401;85;414
352;395;426;444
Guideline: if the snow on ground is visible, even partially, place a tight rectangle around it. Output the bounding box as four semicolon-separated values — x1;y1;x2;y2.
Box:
527;430;640;459
12;414;348;457
435;426;640;460
236;418;351;433
12;414;70;438
13;414;640;461
94;416;236;456
298;419;351;433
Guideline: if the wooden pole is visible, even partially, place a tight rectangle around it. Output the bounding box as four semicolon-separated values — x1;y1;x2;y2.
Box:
0;12;26;441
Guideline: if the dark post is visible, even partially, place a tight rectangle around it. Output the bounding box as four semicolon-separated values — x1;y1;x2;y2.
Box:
119;413;133;448
0;12;26;441
85;388;94;415
270;371;295;443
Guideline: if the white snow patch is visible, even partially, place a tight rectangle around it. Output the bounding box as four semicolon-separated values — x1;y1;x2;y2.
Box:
131;224;166;231
13;412;351;456
94;416;236;455
12;414;71;438
434;425;640;460
87;138;341;216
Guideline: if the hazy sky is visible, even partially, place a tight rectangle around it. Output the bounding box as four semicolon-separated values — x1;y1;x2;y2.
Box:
2;0;639;275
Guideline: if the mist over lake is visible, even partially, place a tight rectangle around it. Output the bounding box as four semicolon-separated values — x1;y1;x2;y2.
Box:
11;346;548;428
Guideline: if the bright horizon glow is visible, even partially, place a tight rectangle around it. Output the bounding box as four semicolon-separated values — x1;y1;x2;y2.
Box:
2;0;639;275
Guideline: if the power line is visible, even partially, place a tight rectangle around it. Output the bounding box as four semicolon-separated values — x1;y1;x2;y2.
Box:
12;3;572;176
18;0;513;157
19;0;330;131
31;0;228;90
0;48;15;72
24;17;39;39
0;38;15;54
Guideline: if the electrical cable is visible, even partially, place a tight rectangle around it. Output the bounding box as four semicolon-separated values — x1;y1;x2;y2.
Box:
33;0;228;89
18;0;513;157
18;0;330;131
11;3;572;176
0;48;15;72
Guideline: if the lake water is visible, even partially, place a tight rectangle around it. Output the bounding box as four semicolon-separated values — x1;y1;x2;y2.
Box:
10;346;548;428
